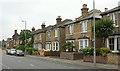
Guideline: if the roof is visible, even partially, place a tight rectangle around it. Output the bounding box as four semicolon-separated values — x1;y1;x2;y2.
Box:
101;6;120;15
32;28;47;35
52;19;73;28
64;9;101;26
32;19;73;35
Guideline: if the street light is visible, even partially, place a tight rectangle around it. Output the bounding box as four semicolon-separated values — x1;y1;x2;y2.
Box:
93;0;96;66
21;20;27;56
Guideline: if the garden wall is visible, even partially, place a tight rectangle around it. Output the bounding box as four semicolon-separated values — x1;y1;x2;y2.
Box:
83;53;120;64
60;52;83;60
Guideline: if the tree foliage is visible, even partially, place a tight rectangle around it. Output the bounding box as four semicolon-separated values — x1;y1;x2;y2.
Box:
94;18;114;46
95;18;114;38
61;42;74;52
19;29;33;47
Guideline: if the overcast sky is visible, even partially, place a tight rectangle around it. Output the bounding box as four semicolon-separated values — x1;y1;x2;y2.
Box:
0;0;119;40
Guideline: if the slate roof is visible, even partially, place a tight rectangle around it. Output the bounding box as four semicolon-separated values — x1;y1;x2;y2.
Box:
32;19;73;35
101;6;120;15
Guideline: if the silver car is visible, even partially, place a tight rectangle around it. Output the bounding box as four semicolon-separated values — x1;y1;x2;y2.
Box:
9;48;16;55
15;50;24;56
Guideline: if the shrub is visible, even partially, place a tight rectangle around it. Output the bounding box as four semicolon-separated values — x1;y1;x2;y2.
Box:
80;47;94;55
80;47;111;56
26;47;38;55
99;47;111;56
16;45;25;51
60;42;74;52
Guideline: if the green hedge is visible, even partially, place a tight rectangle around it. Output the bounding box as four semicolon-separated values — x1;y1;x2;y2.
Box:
80;47;111;56
26;47;38;55
16;45;25;51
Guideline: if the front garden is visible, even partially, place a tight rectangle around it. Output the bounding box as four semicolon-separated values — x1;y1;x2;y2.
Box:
80;47;120;64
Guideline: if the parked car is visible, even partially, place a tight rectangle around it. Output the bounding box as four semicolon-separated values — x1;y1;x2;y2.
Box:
9;48;16;55
14;50;24;56
6;49;11;55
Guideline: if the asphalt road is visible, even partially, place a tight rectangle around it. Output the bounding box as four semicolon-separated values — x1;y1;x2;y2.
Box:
2;50;99;69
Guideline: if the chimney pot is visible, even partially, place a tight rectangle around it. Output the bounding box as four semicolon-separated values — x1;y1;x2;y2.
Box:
81;4;89;17
14;30;17;34
32;27;35;31
105;8;108;11
41;22;46;29
83;4;87;8
56;16;62;24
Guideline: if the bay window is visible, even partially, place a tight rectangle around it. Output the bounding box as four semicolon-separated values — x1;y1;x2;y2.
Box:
79;39;88;49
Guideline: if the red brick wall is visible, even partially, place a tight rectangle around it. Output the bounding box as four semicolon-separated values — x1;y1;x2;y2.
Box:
60;52;83;60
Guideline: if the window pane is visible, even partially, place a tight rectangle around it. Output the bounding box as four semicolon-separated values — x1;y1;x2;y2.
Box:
109;38;114;50
117;37;120;50
85;40;88;47
80;40;83;49
56;42;58;50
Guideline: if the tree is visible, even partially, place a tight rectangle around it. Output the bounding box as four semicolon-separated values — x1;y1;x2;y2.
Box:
95;18;114;46
61;42;74;52
19;29;33;47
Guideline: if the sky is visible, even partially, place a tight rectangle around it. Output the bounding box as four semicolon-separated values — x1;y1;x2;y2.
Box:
0;0;119;41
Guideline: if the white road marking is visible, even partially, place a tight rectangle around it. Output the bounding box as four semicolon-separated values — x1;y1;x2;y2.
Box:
2;64;10;69
70;67;74;69
63;66;68;67
30;64;34;66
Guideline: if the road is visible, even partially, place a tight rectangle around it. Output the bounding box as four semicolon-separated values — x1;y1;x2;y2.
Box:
2;50;99;69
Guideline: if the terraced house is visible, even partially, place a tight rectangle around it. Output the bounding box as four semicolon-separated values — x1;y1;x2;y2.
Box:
32;23;46;50
65;4;101;51
45;16;73;51
101;5;120;52
12;30;19;47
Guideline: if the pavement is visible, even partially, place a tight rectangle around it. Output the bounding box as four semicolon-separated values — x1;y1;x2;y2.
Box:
26;55;119;70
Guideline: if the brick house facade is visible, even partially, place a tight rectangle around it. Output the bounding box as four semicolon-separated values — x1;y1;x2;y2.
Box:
45;16;73;51
101;6;120;52
12;30;19;47
64;4;101;51
32;23;46;50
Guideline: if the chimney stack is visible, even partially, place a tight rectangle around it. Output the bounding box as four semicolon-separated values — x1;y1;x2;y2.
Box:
105;8;108;12
81;4;89;17
14;30;17;34
32;27;35;31
41;22;46;29
56;16;62;24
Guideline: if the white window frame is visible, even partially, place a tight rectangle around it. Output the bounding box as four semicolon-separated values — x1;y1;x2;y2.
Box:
110;13;119;27
107;36;120;52
81;20;88;33
79;39;89;49
55;28;58;37
45;42;51;51
47;31;50;40
52;42;59;51
34;35;37;41
39;33;42;40
69;24;74;35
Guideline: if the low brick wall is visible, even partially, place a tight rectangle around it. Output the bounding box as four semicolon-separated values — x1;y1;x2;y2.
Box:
49;51;60;57
83;53;120;64
38;49;60;57
107;53;120;64
60;52;83;60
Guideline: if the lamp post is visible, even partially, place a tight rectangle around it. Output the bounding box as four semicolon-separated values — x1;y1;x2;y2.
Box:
22;20;27;56
93;0;96;66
